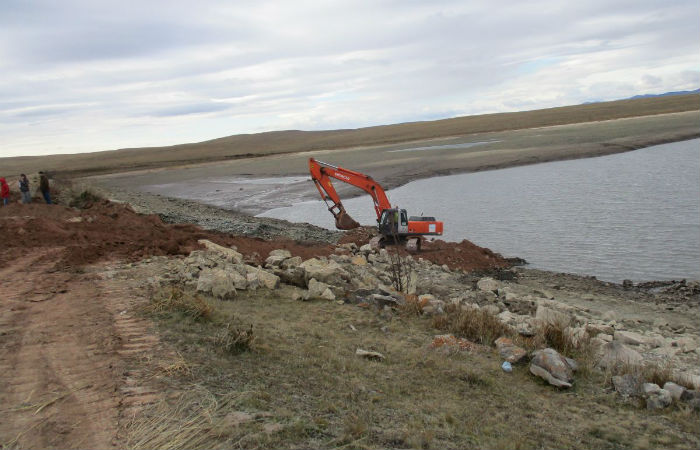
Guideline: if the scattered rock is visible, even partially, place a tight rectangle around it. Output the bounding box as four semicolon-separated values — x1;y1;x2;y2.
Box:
265;249;291;267
646;388;672;410
614;330;647;346
642;383;661;396
529;348;575;388
586;323;614;336
662;382;686;401
197;239;243;264
429;334;478;353
356;348;385;360
300;258;346;285
597;341;643;369
477;277;499;293
307;278;335;300
196;268;237;300
494;337;528;364
280;256;302;269
350;255;368;266
612;373;643;397
244;267;280;290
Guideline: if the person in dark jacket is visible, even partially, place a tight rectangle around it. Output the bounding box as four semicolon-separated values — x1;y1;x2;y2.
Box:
18;174;31;204
38;171;51;204
0;177;9;206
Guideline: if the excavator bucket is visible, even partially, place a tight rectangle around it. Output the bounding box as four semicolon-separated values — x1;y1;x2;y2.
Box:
335;211;361;230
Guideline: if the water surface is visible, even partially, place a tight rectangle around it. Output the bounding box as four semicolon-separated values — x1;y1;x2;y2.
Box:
259;139;700;282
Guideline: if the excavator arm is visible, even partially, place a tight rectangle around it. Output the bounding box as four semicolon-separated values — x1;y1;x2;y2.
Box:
309;158;391;230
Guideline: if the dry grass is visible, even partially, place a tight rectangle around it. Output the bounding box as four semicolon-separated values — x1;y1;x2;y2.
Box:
146;287;213;320
432;304;511;346
605;361;696;391
133;288;699;449
214;322;255;354
528;323;597;372
398;294;423;317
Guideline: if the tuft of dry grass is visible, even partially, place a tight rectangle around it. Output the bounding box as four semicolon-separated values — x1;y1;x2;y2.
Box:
147;287;212;320
605;361;695;390
214;322;255;354
432;304;511;346
397;294;423;317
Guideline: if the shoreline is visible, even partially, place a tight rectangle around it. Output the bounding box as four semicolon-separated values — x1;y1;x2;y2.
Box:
89;127;699;216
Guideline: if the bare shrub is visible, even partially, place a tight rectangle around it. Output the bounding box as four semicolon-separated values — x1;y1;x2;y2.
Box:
215;322;254;354
147;287;212;320
68;188;103;209
386;239;415;293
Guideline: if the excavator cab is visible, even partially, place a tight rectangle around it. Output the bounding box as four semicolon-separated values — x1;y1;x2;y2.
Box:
378;208;408;237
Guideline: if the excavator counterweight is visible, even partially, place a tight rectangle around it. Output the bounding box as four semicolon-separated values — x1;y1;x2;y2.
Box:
309;158;443;249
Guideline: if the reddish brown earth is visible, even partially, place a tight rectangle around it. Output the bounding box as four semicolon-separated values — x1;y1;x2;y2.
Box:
0;200;509;448
1;201;509;272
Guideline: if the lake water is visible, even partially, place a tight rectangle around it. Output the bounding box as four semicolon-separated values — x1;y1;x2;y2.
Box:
258;139;700;282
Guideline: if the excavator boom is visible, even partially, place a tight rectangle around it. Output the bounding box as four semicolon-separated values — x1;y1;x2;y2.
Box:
309;158;444;245
309;158;391;229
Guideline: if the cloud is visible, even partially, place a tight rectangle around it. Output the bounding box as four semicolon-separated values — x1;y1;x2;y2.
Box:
0;0;698;157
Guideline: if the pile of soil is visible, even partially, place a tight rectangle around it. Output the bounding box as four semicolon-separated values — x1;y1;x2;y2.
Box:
0;201;335;269
418;239;511;272
0;200;512;273
337;226;511;272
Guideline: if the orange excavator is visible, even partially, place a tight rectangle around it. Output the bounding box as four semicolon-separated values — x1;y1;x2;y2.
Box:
309;158;443;251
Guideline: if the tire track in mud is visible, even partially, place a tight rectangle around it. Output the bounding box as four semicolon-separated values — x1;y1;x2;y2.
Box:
0;249;166;448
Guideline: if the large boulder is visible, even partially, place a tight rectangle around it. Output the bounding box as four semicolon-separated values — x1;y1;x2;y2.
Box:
529;348;575;388
281;256;303;270
197;239;243;264
196;268;237;300
275;266;307;287
307;278;335;300
300;258;347;285
242;266;280;290
612;373;643;397
597;341;643;369
477;277;499;293
265;249;292;268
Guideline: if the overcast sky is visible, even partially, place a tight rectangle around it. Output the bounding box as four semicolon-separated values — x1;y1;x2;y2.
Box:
1;0;698;157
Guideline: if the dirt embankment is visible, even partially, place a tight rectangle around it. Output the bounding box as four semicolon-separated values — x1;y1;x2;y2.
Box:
0;201;510;272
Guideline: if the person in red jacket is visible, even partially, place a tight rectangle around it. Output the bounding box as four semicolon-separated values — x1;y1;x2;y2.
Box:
0;177;10;206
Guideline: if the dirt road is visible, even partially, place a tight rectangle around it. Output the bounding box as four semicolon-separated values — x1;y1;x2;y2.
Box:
0;247;167;448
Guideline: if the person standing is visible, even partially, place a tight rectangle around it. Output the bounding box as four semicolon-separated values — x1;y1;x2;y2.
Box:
38;171;51;204
18;174;31;204
0;177;10;206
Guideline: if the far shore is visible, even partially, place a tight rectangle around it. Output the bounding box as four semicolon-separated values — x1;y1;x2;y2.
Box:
88;111;700;215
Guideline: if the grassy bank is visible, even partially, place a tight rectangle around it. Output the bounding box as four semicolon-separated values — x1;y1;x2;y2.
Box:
130;287;699;450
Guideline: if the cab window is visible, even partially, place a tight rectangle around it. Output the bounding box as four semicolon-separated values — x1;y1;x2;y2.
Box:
400;211;407;226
